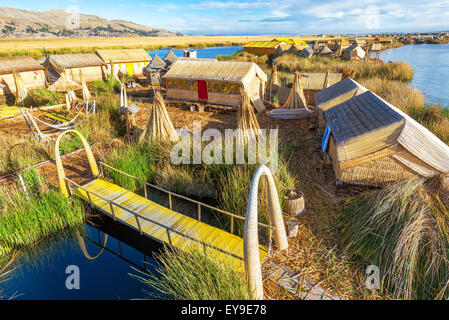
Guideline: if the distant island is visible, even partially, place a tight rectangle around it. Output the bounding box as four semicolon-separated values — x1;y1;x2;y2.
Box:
0;6;184;38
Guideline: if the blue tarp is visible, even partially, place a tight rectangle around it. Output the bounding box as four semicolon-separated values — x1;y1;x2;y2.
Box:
321;124;331;152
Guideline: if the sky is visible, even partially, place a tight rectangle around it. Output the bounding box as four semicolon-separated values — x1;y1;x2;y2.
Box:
2;0;449;35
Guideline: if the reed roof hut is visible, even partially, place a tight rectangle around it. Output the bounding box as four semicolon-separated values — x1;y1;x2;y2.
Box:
0;56;45;96
243;41;287;56
163;50;178;67
318;45;333;56
163;60;267;110
298;47;314;58
323;91;449;186
342;45;366;60
316;77;368;134
96;49;152;76
47;73;82;110
43;53;106;83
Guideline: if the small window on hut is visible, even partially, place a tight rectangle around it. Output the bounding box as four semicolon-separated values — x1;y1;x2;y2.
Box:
166;79;197;90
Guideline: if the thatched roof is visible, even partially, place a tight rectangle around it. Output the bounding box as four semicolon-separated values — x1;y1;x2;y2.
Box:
163;60;267;86
44;53;105;73
324;91;449;175
301;72;342;90
145;54;167;71
96;49;152;63
163;50;178;66
0;56;43;75
316;78;367;107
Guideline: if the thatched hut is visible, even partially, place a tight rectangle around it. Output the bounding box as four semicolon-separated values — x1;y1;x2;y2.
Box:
316;78;368;134
0;56;45;95
318;45;333;56
342;45;366;60
323;91;449;186
163;50;178;67
143;54;167;86
43;53;106;83
163;60;267;108
298;47;314;58
243;41;288;56
96;49;152;76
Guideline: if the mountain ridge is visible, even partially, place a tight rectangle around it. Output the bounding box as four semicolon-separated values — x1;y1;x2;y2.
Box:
0;6;184;38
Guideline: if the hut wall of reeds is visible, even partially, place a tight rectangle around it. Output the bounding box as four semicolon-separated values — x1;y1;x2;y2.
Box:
315;78;368;134
0;56;45;95
96;49;152;76
323;91;449;186
43;53;107;83
162;60;267;107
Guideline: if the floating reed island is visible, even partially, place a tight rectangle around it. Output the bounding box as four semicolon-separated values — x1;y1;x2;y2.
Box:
0;37;449;300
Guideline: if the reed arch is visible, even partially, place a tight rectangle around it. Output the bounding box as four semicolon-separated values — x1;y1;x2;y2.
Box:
55;130;99;198
75;231;108;260
244;164;288;300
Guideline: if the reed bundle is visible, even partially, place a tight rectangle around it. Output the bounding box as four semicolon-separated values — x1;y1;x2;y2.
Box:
237;89;261;144
282;71;308;109
139;90;178;143
13;72;27;106
339;175;449;299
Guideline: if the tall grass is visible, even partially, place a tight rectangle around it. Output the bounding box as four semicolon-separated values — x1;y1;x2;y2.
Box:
0;168;85;255
133;246;250;300
338;176;449;299
275;54;414;82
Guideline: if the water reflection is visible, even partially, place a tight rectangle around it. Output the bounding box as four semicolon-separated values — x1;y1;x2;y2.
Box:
0;221;160;300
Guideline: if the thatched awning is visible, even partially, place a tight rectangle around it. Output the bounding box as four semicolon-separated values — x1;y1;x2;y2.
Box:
163;60;267;86
44;53;106;73
96;49;152;63
0;56;43;75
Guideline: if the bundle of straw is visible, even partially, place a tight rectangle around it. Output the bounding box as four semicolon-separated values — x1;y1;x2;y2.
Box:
282;71;308;109
139;90;178;143
269;64;279;88
80;70;91;101
237;88;261;144
13;72;27;106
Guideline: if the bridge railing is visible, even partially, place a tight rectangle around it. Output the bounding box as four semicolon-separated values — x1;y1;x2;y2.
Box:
97;161;273;235
64;176;245;261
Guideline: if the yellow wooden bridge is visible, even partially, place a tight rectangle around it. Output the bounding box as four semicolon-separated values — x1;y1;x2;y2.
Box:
55;130;271;271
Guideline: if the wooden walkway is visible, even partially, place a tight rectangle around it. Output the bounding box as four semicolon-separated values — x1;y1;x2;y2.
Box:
69;175;268;271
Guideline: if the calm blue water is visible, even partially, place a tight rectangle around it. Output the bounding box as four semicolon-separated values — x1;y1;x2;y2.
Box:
0;223;159;300
147;46;242;60
379;43;449;106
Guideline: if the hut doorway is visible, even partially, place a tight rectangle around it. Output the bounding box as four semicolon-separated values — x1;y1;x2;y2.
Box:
197;80;208;101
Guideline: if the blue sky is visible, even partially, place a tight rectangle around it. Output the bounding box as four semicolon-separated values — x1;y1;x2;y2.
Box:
2;0;449;35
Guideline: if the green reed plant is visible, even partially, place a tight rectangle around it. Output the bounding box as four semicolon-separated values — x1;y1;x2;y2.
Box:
0;168;85;255
133;246;250;300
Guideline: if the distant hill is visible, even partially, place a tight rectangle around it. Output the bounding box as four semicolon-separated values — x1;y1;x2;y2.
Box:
0;7;184;38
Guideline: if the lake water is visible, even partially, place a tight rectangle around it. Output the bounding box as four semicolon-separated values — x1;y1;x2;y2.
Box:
379;43;449;106
148;45;242;60
0;220;161;300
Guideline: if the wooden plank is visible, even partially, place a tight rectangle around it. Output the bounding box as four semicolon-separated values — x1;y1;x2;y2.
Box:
72;178;268;272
